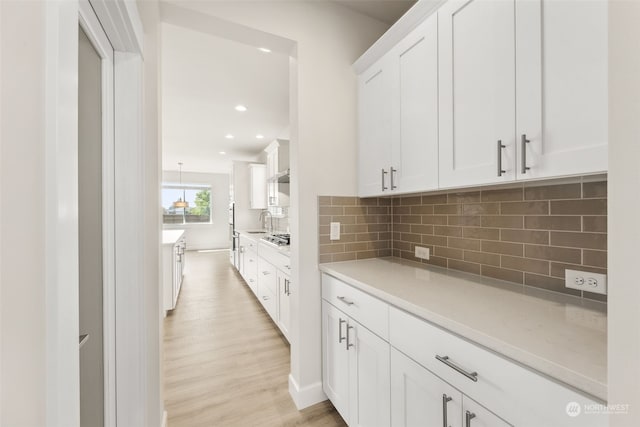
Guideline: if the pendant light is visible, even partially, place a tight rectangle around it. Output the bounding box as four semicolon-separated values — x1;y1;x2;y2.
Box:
173;162;189;209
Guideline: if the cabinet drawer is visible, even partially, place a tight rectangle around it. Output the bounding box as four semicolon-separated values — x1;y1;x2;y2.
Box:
259;242;291;273
258;257;277;295
239;235;258;251
258;283;276;321
389;307;603;427
322;274;389;340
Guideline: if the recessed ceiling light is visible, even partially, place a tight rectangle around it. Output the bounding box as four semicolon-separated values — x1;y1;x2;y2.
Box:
235;105;247;112
258;47;271;53
225;134;234;139
219;151;226;155
256;134;264;139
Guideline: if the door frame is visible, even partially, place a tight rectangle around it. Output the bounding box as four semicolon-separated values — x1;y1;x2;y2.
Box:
44;0;145;426
78;1;116;425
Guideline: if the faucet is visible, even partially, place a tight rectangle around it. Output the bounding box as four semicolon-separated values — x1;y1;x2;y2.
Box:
259;210;274;235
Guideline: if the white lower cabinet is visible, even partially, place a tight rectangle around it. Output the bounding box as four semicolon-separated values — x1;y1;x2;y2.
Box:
391;348;463;427
322;300;390;427
276;270;291;340
322;273;606;427
462;396;512;427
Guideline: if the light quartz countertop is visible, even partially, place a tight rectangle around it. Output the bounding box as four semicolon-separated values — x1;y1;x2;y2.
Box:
319;257;607;401
162;229;185;245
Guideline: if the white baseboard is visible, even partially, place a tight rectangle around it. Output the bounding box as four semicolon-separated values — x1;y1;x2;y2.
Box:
161;410;167;427
288;374;327;410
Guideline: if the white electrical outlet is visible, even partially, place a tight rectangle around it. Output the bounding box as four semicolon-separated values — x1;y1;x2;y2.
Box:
330;222;340;240
415;246;430;260
565;269;607;295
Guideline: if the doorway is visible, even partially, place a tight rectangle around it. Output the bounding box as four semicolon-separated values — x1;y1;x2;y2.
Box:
78;2;116;425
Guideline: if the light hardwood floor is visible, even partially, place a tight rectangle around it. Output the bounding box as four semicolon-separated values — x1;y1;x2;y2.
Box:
164;250;346;427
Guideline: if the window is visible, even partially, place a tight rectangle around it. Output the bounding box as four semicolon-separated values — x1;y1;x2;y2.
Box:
162;184;212;224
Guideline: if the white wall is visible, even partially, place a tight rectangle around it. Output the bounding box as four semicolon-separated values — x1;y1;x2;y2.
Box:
163;170;230;250
608;1;640;425
0;2;48;425
163;0;389;408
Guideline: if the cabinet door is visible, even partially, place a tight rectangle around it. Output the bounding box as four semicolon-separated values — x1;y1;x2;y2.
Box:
249;164;267;209
392;13;439;194
358;55;394;197
463;396;512;427
439;0;516;188
516;0;607;178
391;348;462;427
277;271;291;341
322;301;350;423
348;320;391;427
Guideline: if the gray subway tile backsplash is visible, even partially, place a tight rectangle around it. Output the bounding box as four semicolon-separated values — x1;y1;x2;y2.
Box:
319;179;608;302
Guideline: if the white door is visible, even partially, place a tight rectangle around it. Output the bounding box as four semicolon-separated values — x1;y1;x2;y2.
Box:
391;12;439;194
438;0;516;188
348;320;391;427
515;0;608;178
391;349;463;427
322;301;351;422
358;55;394;197
277;272;291;340
463;395;513;427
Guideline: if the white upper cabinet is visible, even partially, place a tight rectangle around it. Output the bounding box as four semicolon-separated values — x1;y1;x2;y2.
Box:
358;15;439;197
515;0;608;178
438;0;517;188
248;163;266;209
391;13;439;194
356;0;608;194
358;56;393;197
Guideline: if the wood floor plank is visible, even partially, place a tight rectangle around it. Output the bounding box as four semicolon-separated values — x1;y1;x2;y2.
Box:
164;251;346;427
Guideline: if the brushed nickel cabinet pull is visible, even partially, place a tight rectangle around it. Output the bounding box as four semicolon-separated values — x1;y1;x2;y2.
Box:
390;166;397;190
497;140;506;177
442;394;452;427
436;355;478;382
381;168;388;191
337;296;354;306
465;411;476;427
346;324;354;350
338;318;346;344
521;134;531;174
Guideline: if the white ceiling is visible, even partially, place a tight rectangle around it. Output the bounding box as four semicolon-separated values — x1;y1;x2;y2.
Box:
333;0;417;25
161;22;290;175
161;1;416;175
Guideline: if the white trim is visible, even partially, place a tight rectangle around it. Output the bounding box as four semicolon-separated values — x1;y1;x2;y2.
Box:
89;0;143;54
161;410;168;427
45;1;80;425
288;375;327;410
78;2;117;426
352;0;446;74
114;51;146;426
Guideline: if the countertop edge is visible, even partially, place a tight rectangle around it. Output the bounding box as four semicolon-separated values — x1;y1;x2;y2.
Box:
161;229;185;246
319;262;607;402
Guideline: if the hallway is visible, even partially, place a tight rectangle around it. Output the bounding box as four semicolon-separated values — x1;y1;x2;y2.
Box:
163;251;345;426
